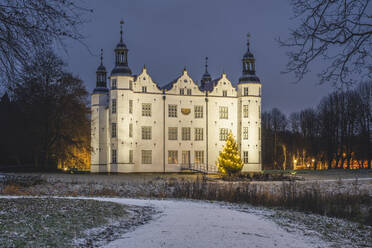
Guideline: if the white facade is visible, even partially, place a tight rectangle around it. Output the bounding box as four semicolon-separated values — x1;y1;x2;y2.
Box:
91;25;262;173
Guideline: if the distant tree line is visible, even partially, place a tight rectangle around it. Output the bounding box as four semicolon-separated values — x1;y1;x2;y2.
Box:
0;50;90;171
262;82;372;170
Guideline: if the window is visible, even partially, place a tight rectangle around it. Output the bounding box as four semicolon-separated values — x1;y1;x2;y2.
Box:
195;128;203;141
141;150;152;164
112;123;117;138
219;106;228;119
112;79;117;89
142;103;151;117
222;90;227;97
141;126;151;140
129;81;133;90
168;127;178;140
142;86;147;93
243;151;248;164
129;100;133;114
243;105;249;118
258;105;261;118
182;127;191;141
129;150;133;163
219;128;228;141
244;87;249;96
168;151;178;164
129;123;133;138
259;127;261;140
187;89;192;95
194;106;203;118
180;89;184;95
112;149;117;163
112;99;117;114
243;127;248;140
195;151;204;164
168;104;177;117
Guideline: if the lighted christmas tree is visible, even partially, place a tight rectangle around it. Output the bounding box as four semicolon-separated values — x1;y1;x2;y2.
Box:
217;132;244;176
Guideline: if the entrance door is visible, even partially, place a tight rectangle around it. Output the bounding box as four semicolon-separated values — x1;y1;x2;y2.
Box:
182;151;190;168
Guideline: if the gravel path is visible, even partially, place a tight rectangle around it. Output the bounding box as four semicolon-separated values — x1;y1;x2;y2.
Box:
93;198;325;248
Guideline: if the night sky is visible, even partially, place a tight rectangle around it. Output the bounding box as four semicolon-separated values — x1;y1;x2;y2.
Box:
60;0;334;115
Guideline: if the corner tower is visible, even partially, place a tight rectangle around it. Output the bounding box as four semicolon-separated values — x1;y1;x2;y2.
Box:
237;34;262;172
91;49;109;173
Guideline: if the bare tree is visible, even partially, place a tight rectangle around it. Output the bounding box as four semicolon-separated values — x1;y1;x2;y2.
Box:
280;0;372;85
0;0;91;84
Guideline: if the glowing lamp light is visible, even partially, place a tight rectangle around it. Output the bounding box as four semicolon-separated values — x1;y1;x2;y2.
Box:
312;159;315;162
294;159;297;163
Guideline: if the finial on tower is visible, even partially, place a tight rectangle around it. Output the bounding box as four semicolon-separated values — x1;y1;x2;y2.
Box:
100;48;103;65
120;20;124;42
247;33;251;52
205;57;209;73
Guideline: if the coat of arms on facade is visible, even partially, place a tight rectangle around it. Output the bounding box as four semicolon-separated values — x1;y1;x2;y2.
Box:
181;108;191;115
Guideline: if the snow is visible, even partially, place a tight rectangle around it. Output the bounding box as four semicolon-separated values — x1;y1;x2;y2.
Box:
88;198;325;248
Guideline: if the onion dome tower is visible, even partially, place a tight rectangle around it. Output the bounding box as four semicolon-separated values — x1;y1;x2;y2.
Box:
93;49;108;93
239;34;260;83
200;57;212;89
111;20;132;76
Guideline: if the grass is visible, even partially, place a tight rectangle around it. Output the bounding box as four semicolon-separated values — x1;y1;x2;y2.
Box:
0;198;129;248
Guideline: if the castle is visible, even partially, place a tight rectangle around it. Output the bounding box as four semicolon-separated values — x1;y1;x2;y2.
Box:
91;22;262;173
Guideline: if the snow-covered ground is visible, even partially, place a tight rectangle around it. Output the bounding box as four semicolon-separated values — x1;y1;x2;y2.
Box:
90;198;325;248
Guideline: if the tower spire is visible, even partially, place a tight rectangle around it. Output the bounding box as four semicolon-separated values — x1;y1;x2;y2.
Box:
205;56;209;73
100;48;103;66
120;20;124;43
239;33;260;84
246;33;251;53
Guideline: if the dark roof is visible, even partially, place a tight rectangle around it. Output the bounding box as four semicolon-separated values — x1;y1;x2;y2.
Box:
111;65;132;76
93;87;109;94
161;75;182;90
238;75;261;84
97;64;106;72
201;77;221;92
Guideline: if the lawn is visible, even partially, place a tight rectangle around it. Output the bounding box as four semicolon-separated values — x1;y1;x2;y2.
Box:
0;198;133;248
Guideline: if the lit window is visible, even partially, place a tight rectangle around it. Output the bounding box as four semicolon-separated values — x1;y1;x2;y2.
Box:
195;128;203;141
243;127;248;140
112;79;117;89
129;150;133;163
182;127;191;141
112;99;117;114
168;104;177;117
219;128;228;141
219;106;228;119
141;150;152;164
168;127;178;140
112;149;117;163
168;151;178;164
194;106;203;118
195;151;204;165
222;90;227;97
142;86;147;93
129;100;133;114
243;151;248;164
129;123;133;138
180;89;184;95
142;103;151;117
243;105;249;118
244;87;249;96
111;123;117;138
141;126;152;140
187;89;192;95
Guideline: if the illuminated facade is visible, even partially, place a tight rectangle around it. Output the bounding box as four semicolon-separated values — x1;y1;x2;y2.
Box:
91;23;262;173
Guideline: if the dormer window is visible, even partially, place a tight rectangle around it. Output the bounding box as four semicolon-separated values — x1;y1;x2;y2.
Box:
222;90;227;97
187;89;192;95
180;89;185;95
244;87;249;96
142;86;147;93
112;79;117;89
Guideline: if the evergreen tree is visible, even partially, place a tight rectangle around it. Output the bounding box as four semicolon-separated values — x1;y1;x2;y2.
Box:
217;132;244;176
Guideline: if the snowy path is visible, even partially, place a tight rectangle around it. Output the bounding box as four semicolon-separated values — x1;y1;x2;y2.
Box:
96;198;323;248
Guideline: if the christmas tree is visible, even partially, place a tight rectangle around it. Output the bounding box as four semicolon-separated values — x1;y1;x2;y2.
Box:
217;132;244;176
